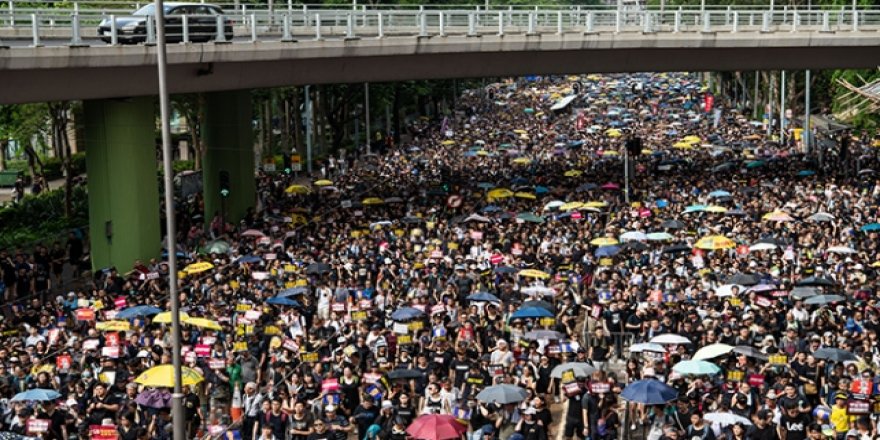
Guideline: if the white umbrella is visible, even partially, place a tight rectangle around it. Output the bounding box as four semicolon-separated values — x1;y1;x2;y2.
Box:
650;333;691;345
704;412;752;427
713;284;744;297
808;212;835;222
749;243;777;252
827;246;857;254
629;343;666;353
693;343;734;360
543;201;565;211
522;286;556;297
646;232;674;241
620;231;648;242
464;214;492;223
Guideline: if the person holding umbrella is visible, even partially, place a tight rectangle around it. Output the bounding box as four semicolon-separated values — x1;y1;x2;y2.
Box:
513;407;548;440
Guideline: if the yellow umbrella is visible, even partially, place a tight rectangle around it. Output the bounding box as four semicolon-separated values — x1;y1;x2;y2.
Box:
513;129;528;134
564;170;583;177
152;311;190;324
487;188;514;199
362;197;385;205
314;179;333;187
476;150;491;156
641;149;654;155
673;141;694;150
682;135;702;144
183;262;214;275
512;158;532;165
184;317;223;331
135;365;204;388
606;128;622;138
762;211;794;222
585;201;608;208
872;261;880;268
285;184;311;194
705;205;728;213
518;269;550;279
695;235;736;250
96;321;131;331
590;237;619;246
514;192;536;200
560;201;584;211
602;150;620;157
441;140;455;146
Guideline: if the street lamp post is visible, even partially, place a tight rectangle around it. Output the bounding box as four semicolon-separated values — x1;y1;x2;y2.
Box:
152;2;186;440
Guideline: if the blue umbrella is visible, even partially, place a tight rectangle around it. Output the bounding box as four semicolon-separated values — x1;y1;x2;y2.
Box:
467;292;501;302
266;296;301;307
861;223;880;232
115;305;163;319
494;266;517;274
11;389;61;402
620;379;678;404
511;177;529;186
391;307;425;322
708;190;730;198
477;182;495;190
509;307;554;321
534;186;550;195
278;286;309;297
237;255;263;265
595;246;621;257
482;205;502;213
798;170;816;177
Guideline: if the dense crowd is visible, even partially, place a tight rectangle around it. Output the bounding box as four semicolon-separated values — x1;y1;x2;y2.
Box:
2;73;880;440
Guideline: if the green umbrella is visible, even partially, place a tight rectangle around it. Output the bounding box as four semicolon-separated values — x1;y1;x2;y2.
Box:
524;108;535;114
204;240;230;254
746;160;766;169
516;212;545;224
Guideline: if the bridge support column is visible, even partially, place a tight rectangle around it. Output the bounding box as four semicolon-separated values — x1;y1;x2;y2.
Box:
202;90;256;227
83;97;161;271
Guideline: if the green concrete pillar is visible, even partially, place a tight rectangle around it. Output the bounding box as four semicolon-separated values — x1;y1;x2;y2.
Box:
203;90;256;225
83;97;161;271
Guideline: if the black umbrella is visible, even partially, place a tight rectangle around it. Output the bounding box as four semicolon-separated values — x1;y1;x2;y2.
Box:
306;263;332;275
813;348;857;363
725;273;760;286
622;241;649;252
731;346;769;361
522;300;554;311
790;286;819;300
797;276;838;287
661;220;685;229
662;243;691;254
386;369;426;380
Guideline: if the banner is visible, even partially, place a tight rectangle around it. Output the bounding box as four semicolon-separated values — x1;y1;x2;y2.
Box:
89;425;118;440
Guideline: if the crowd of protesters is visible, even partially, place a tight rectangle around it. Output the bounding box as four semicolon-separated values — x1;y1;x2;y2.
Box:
1;73;880;440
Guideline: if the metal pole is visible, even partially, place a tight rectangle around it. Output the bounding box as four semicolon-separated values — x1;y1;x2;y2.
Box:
153;2;185;440
624;148;630;204
805;69;811;154
305;85;313;174
780;70;786;143
753;71;759;119
365;82;371;155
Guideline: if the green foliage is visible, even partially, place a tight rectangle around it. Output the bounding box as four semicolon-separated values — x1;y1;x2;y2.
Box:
156;160;195;175
5;152;86;180
0;186;88;249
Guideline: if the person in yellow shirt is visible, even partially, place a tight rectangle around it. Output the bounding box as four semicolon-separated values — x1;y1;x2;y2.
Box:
830;393;855;436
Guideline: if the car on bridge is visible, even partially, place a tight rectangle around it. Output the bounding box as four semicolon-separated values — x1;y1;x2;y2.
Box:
97;2;233;44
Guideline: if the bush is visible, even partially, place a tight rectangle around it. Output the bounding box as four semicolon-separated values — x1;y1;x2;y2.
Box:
4;152;87;180
0;186;89;249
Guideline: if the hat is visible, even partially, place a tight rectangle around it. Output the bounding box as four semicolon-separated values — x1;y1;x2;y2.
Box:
835;392;848;401
765;390;777;400
522;407;537;415
325;405;336;412
382;400;393;409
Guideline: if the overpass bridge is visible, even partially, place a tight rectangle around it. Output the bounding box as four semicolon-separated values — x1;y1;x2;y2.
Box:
1;5;880;103
2;3;878;270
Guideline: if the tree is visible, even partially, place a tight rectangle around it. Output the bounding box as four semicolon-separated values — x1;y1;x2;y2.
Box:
172;94;206;170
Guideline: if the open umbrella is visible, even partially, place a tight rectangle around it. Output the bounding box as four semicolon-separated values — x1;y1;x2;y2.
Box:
646;232;674;241
663;244;692;254
620;231;648;242
693;344;734;360
672;360;721;376
476;384;530;404
134;389;172;409
522;300;554;311
509;307;554;320
695;235;735;250
808;212;835;222
467;292;501;302
524;330;565;340
135;365;204;388
11;389;61;402
550;362;596;378
183;262;214;275
115;305;163;319
813;348;857;363
861;223;880;232
204;240;230;254
306;263;332;275
731;346;769;360
516;213;545;224
749;242;777;252
797;276;838;287
826;246;857;254
595;246;621;257
629;343;667;354
704;412;752;427
590;237;619;246
406;414;467;440
790;286;819;300
387;369;426;380
153;311;190;324
184;317;223;331
521;286;556;297
96;321;131;331
391;307;426;322
650;334;691;345
266;296;301;307
241;229;265;237
278;286;309;297
725;273;760;286
804;295;846;305
620;379;678;404
661;220;685;229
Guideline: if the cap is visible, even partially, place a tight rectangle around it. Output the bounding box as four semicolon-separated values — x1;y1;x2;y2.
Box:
766;390;777;400
382;401;393;409
481;425;494;435
522;407;537;415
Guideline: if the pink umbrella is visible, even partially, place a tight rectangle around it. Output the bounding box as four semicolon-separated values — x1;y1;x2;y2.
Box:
406;415;467;440
241;229;265;237
601;182;620;190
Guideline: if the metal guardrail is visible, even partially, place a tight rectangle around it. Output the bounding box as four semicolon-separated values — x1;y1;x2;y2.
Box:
1;6;880;46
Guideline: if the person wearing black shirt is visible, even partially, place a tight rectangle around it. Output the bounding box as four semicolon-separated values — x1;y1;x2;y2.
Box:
351;398;379;440
516;408;548;440
685;412;715;440
37;400;67;440
778;405;809;440
290;401;313;440
393;395;416;427
306;420;334;440
562;386;584;440
183;386;202;440
86;383;120;425
746;410;779;440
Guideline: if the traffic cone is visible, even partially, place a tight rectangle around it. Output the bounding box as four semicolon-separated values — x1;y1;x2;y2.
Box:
230;386;243;421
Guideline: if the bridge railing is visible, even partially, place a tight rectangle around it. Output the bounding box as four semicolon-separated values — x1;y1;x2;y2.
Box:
2;6;880;45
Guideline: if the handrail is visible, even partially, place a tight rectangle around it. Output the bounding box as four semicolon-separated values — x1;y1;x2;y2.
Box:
0;7;879;47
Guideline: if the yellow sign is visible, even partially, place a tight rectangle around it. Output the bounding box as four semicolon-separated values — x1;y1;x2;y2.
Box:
233;341;248;352
539;317;556;327
301;352;319;363
729;298;743;307
264;326;281;336
93;300;104;311
408;321;424;331
727;370;745;382
560;369;576;384
351;311;368;321
397;335;413;345
235;304;253;312
769;354;788;365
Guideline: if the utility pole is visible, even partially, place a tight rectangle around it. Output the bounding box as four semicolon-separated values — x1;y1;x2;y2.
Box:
805;69;812;155
624;148;630;204
152;2;185;440
305;85;313;174
365;82;371;155
780;70;786;143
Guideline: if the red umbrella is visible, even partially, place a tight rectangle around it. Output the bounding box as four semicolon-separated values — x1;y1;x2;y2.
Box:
406;414;467;440
601;182;620;190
